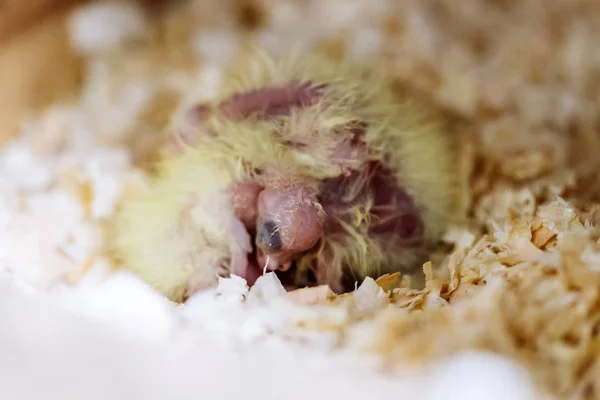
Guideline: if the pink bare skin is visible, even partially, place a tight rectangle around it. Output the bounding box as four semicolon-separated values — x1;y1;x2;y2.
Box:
168;82;325;153
311;161;425;293
218;82;326;119
231;180;263;232
254;182;324;272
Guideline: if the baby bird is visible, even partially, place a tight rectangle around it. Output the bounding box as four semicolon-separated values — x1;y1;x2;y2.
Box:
110;51;467;303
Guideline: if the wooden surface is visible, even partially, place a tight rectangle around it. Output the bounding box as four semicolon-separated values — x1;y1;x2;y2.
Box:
0;0;84;44
0;0;84;143
0;0;185;144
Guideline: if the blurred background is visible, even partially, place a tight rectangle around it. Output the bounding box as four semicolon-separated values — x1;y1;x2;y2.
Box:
2;0;600;212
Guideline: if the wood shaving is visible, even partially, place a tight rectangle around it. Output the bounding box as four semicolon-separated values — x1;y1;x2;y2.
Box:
286;285;335;305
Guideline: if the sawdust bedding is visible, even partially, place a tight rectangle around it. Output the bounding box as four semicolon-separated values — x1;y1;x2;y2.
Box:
1;1;600;399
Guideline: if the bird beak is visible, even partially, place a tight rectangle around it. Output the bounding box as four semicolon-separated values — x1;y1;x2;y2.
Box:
256;247;292;272
255;219;296;272
256;220;282;253
261;251;280;271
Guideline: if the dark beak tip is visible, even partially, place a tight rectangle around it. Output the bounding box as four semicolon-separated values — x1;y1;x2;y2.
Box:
257;220;282;253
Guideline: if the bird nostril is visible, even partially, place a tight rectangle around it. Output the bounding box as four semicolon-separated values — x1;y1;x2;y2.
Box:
256;220;282;253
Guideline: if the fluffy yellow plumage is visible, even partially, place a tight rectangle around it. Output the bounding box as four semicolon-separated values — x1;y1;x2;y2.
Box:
109;50;468;303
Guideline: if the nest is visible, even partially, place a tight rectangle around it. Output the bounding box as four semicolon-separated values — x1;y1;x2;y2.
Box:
2;0;600;399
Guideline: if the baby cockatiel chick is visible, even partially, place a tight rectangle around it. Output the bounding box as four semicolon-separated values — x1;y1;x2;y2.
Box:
110;51;467;302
